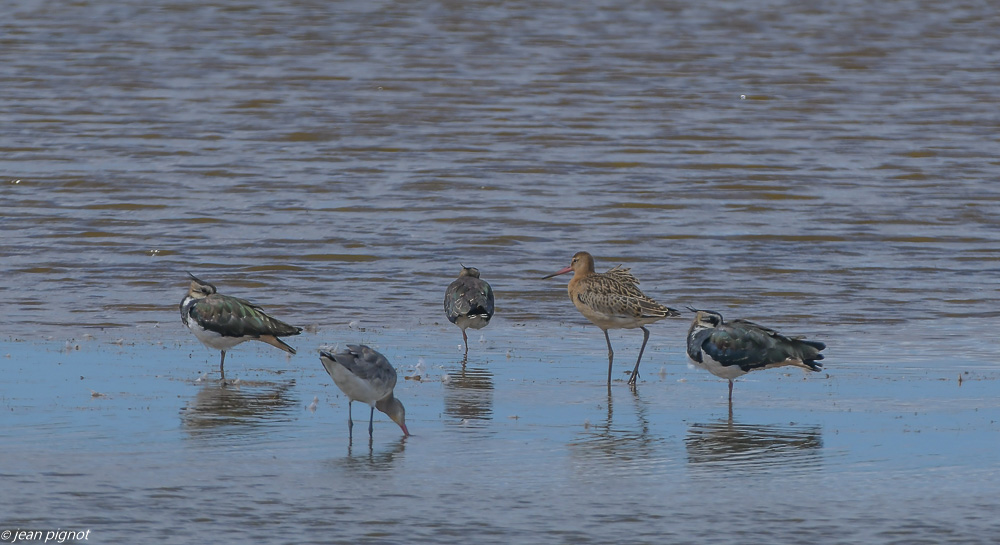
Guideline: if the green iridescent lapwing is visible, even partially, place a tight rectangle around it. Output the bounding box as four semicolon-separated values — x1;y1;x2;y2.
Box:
686;308;826;404
180;273;302;379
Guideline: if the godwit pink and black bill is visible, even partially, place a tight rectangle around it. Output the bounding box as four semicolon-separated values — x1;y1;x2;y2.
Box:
180;273;302;380
686;308;826;404
320;344;409;439
543;251;680;386
444;265;495;357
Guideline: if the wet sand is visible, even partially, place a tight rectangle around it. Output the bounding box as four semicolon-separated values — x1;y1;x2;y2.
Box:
3;322;999;544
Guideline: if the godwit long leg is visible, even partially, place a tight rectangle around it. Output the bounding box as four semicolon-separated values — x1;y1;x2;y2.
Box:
627;326;652;386
603;329;614;384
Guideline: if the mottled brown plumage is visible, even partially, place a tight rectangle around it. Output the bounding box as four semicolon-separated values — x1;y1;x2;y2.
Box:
543;251;680;386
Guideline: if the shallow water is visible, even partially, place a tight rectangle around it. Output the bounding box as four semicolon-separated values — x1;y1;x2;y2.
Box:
3;0;1000;542
3;328;1000;544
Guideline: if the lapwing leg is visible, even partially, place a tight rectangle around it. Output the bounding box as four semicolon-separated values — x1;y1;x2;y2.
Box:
603;329;614;384
219;350;227;380
627;327;651;387
368;406;375;438
728;379;734;403
462;329;469;357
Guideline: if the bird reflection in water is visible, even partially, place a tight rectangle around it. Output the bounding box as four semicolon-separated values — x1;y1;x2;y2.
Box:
685;413;823;474
568;388;664;474
180;379;298;438
443;360;494;424
337;435;408;473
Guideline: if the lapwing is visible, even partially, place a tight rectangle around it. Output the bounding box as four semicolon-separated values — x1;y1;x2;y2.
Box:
180;273;302;379
543;251;680;387
686;308;826;403
320;344;409;439
444;265;495;358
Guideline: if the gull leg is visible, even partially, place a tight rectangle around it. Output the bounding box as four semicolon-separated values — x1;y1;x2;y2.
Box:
348;402;354;441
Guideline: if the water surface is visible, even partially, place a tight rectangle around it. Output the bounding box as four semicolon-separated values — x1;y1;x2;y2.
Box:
3;328;999;544
3;0;1000;542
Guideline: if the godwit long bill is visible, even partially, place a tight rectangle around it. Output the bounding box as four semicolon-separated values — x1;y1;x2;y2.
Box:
543;251;679;386
180;273;302;380
686;308;826;404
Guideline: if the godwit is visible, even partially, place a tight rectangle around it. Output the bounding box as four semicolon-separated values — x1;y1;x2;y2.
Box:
686;308;826;404
543;251;680;386
320;344;409;439
180;273;302;380
444;266;495;357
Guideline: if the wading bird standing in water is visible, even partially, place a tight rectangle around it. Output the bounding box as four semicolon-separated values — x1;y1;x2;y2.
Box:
444;265;495;358
543;251;680;387
320;344;409;440
686;308;825;404
180;273;302;380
